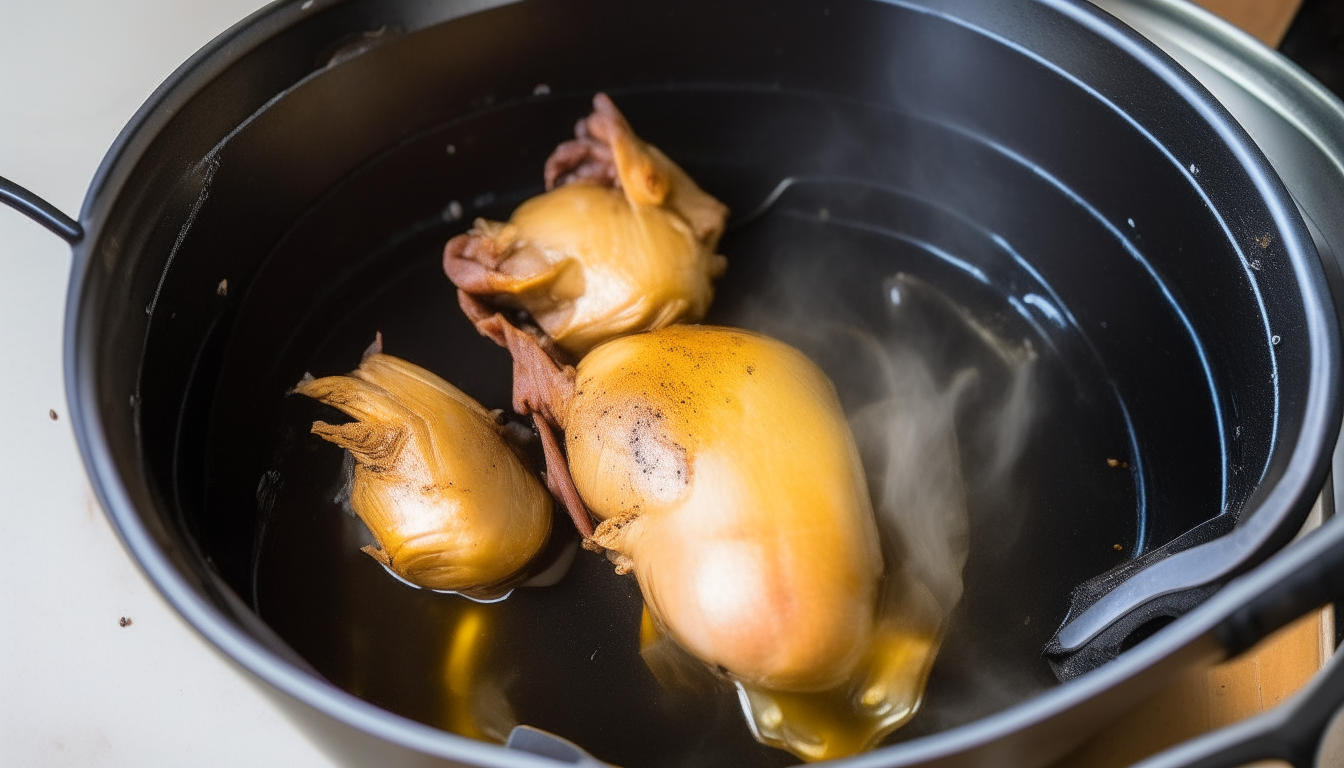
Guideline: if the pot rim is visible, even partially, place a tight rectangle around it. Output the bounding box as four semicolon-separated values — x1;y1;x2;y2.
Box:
61;0;1342;765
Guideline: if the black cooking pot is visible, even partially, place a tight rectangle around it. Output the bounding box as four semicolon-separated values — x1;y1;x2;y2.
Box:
5;0;1343;765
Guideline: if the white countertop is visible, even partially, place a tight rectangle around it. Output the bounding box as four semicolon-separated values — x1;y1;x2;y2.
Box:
0;2;337;765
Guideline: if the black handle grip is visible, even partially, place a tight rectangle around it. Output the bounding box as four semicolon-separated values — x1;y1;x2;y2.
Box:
1133;649;1344;768
1130;515;1344;768
0;174;83;244
1215;514;1344;658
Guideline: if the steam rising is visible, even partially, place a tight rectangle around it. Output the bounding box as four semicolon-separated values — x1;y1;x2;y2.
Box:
850;335;973;619
733;268;1039;699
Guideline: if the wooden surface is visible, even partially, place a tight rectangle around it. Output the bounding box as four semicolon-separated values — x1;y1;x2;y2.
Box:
1193;0;1304;46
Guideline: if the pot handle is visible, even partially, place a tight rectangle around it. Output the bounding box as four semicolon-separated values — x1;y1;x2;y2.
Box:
1130;517;1344;768
1130;644;1344;768
0;174;83;244
1214;513;1344;658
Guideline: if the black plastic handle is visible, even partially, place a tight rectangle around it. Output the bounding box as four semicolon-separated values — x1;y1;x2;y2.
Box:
1133;646;1344;768
0;174;83;244
1215;514;1344;657
1125;516;1344;768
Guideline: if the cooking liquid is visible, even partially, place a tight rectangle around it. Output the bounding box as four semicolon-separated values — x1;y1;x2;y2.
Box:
731;581;947;762
248;148;1147;766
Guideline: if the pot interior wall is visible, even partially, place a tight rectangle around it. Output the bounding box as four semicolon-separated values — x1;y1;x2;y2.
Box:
96;0;1312;765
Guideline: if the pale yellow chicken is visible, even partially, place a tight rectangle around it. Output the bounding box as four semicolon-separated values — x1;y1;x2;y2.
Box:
443;93;728;359
295;338;552;600
459;300;882;692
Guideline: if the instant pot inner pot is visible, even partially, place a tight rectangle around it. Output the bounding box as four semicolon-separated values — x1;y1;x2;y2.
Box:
122;2;1298;766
